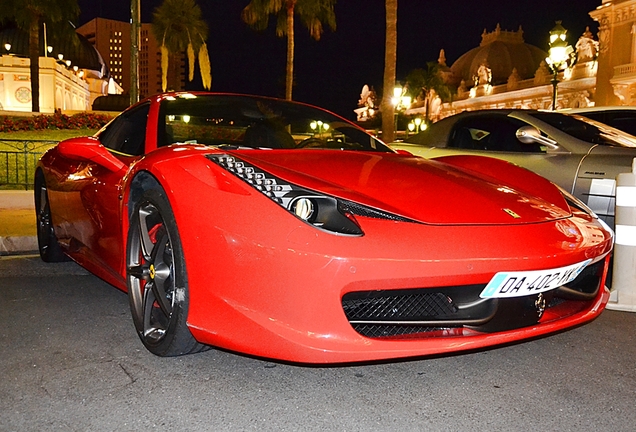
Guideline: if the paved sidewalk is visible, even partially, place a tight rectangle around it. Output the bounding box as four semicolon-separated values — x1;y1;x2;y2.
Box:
0;190;37;255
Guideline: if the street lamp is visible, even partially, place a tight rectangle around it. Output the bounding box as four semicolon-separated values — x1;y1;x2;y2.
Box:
546;21;575;111
407;117;426;137
414;117;422;130
407;121;415;138
310;120;329;137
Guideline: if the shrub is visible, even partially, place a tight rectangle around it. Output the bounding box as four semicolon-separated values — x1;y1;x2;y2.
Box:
0;112;114;133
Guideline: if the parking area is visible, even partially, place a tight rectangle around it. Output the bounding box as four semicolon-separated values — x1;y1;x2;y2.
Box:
2;256;635;431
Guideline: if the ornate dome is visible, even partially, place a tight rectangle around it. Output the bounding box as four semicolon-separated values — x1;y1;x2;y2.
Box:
0;24;108;77
449;24;547;87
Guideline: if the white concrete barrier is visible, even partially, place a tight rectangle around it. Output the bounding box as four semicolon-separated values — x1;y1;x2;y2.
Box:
608;158;636;312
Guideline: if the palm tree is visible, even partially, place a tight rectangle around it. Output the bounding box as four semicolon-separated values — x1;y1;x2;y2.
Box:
242;0;336;101
406;62;452;124
381;0;398;142
152;0;212;92
0;0;79;112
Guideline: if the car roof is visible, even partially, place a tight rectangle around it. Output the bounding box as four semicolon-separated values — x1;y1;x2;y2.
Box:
561;106;636;114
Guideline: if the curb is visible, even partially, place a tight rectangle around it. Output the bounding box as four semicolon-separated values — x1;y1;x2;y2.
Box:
0;235;38;255
0;190;36;255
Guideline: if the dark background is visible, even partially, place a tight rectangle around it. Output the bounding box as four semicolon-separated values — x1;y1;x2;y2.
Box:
77;0;602;119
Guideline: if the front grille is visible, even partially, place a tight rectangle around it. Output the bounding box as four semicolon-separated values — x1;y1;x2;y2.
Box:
351;324;448;339
342;259;605;339
342;291;457;321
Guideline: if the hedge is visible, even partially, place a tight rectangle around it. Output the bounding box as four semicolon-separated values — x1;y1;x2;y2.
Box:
0;112;114;133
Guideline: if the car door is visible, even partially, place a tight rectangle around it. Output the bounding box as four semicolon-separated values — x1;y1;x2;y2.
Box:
52;103;150;283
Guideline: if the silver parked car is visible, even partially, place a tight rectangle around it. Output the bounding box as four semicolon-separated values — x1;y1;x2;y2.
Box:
391;109;636;228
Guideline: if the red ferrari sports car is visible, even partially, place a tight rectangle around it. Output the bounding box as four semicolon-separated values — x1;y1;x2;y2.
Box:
36;92;613;364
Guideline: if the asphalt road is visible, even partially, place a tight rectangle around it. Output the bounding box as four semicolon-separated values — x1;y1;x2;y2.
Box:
2;256;635;432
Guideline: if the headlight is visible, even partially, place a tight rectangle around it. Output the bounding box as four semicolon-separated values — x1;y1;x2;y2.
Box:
208;154;413;236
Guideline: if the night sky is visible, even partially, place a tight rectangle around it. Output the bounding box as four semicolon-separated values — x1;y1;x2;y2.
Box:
77;0;602;119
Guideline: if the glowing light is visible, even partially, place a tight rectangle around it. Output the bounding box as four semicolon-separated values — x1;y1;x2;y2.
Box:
292;198;314;221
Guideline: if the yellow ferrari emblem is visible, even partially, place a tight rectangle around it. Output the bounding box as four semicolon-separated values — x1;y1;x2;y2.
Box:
503;208;521;219
149;264;156;279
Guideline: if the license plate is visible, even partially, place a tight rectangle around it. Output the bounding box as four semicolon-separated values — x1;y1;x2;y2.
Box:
480;259;592;299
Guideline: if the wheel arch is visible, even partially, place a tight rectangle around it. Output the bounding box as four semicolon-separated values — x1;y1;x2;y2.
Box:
126;170;164;222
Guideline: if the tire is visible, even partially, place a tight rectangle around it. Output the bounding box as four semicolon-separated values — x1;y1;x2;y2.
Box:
34;173;68;263
126;187;206;356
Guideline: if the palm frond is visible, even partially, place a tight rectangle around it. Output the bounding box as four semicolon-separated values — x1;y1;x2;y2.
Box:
198;43;212;90
187;43;195;82
161;44;169;91
152;0;208;53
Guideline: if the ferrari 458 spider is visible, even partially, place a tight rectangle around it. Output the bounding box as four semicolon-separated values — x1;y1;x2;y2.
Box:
36;93;613;364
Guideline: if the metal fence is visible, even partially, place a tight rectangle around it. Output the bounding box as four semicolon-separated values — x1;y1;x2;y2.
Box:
0;140;58;190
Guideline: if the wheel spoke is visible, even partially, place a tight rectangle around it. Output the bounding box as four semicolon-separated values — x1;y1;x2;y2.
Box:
142;280;167;339
142;281;156;334
150;231;173;317
151;270;172;317
39;186;47;214
138;204;156;261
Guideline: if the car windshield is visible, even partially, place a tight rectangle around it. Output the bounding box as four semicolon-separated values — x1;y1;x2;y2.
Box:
158;94;392;152
529;111;636;148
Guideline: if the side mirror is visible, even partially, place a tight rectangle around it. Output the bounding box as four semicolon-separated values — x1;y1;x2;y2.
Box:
515;125;559;149
57;137;126;172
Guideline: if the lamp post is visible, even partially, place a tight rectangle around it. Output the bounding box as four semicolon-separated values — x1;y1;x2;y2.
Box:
391;84;412;139
546;21;574;111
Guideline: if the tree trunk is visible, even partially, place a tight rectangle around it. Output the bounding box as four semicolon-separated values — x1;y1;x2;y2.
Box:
285;1;296;101
424;89;430;124
381;0;397;142
29;18;40;113
130;0;141;105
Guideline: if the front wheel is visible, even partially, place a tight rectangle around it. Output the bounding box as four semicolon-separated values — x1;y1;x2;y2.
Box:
126;187;206;356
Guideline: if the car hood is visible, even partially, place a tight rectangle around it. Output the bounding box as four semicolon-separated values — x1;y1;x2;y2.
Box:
227;150;570;225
